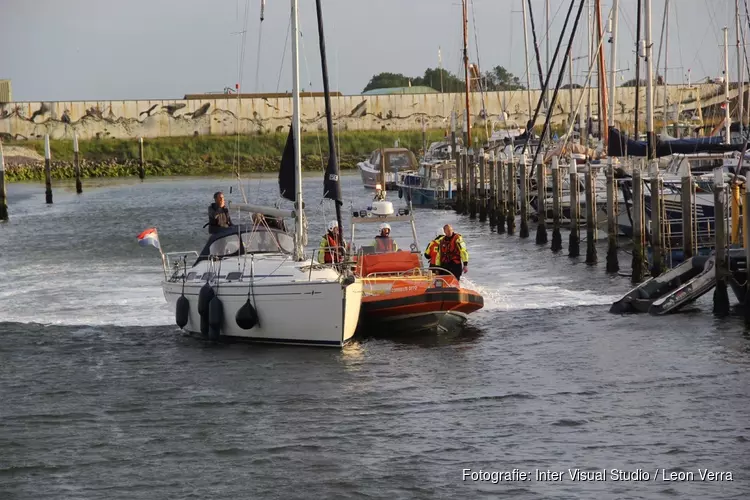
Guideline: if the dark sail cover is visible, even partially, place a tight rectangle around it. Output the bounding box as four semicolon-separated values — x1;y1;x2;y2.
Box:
608;126;743;158
278;125;296;202
323;154;342;204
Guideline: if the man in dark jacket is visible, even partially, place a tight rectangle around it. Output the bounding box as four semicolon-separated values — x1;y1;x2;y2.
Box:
207;191;233;233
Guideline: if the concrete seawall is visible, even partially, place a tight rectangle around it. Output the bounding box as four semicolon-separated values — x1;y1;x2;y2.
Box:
0;84;718;141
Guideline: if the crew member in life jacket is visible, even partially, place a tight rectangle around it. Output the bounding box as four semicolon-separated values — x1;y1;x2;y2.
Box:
424;228;445;267
318;221;344;264
372;223;399;253
207;191;233;234
438;224;469;280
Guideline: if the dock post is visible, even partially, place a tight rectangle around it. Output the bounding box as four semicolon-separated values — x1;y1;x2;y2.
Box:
713;169;730;317
488;151;496;229
605;162;619;272
551;156;562;251
507;156;516;235
73;133;82;194
451;112;462;214
568;159;580;257
650;168;664;276
138;137;145;180
479;149;487;222
519;155;529;238
681;175;694;260
585;164;598;264
462;151;470;215
469;150;477;219
631;164;645;283
744;189;750;324
535;161;548;244
497;159;506;234
0;141;8;221
44;134;53;204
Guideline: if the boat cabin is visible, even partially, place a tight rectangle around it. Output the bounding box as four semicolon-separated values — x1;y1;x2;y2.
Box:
367;148;419;173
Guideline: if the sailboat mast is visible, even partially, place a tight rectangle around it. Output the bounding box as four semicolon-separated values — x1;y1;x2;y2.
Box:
663;0;669;133
546;0;551;113
724;26;732;145
462;0;472;148
595;0;608;145
608;0;619;130
521;0;533;120
644;0;655;160
291;0;304;260
737;0;744;137
634;0;642;138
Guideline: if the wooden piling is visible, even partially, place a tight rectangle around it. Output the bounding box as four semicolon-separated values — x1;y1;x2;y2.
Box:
535;161;548;244
605;163;619;272
0;141;8;221
73;133;82;194
681;175;694;260
452;117;462;214
585;165;598;264
506;157;516;235
551;156;562;251
488;151;496;228
497;159;506;234
650;170;663;276
469;150;477;219
631;164;645;283
462;151;470;215
44;134;53;204
713;169;730;317
519;157;529;238
744;189;750;324
568;159;580;257
479;149;487;222
138;137;145;180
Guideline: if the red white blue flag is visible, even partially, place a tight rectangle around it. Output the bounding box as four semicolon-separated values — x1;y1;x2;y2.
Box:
137;227;160;250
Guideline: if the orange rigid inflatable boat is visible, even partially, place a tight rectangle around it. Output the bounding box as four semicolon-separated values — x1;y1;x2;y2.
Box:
348;187;484;333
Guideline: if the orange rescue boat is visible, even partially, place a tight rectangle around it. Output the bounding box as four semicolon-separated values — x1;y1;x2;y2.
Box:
348;187;483;333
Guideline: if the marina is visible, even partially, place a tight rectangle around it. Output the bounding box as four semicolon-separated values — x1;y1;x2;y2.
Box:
3;0;750;498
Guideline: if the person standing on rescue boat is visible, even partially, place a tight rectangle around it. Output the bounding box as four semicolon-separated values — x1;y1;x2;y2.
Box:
207;191;233;234
372;223;399;253
424;228;445;267
318;221;344;264
438;224;469;280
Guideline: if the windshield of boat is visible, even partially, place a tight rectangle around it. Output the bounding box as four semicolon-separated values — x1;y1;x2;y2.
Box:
207;228;294;258
388;152;412;169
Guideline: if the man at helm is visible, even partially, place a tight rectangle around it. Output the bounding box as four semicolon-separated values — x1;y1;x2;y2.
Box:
423;227;445;266
372;222;399;253
318;220;345;264
438;224;469;280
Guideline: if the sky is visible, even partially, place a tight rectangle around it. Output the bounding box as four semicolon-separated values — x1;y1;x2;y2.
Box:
0;0;742;102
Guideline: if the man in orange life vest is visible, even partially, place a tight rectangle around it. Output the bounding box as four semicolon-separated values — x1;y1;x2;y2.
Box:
318;221;344;264
438;224;469;280
424;228;445;267
372;222;399;253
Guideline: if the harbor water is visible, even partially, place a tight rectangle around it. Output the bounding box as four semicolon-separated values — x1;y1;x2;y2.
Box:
1;173;748;499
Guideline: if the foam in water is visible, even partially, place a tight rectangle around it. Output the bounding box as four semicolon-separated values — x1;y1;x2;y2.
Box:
460;277;619;312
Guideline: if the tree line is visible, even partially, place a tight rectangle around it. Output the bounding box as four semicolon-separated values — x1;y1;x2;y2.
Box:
362;66;526;93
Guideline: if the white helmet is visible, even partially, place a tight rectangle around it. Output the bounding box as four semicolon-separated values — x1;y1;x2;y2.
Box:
328;220;339;232
379;222;391;232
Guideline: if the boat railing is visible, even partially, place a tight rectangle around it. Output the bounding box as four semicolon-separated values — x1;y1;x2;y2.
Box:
306;246;352;280
363;267;433;280
165;251;199;279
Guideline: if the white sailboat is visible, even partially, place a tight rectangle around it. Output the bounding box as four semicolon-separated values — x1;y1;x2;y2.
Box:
153;0;363;347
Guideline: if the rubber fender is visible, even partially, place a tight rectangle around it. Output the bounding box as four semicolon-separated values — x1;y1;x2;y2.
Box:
175;295;189;329
398;188;403;199
198;283;215;316
200;312;210;337
236;298;260;330
208;296;223;340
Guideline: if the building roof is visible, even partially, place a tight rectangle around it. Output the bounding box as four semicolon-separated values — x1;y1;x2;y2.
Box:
361;86;440;96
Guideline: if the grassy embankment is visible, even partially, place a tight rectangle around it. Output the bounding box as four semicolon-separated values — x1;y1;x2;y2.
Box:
4;129;493;182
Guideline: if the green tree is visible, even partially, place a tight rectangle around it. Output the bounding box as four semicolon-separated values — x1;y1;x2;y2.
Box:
413;68;464;92
483;66;525;91
362;72;412;92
